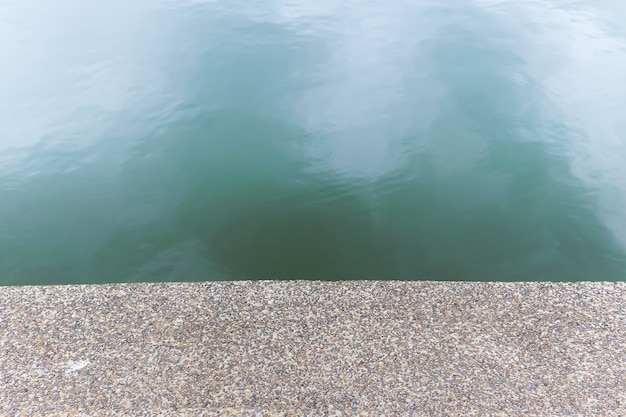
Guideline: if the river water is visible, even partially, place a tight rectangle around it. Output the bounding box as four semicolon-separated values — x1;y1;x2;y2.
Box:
1;0;626;284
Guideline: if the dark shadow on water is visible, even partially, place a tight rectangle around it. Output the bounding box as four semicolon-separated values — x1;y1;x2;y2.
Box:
170;110;391;280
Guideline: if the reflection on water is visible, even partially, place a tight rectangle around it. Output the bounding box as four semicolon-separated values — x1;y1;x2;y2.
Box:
1;0;626;284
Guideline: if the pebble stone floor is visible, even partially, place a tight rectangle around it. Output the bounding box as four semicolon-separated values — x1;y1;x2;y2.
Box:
0;281;625;416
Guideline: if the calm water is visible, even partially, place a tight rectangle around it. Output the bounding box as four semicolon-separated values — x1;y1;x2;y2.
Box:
1;0;626;285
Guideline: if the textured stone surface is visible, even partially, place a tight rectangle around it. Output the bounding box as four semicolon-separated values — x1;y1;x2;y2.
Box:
0;281;625;416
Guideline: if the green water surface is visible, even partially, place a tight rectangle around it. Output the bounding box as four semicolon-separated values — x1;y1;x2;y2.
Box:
1;0;626;284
